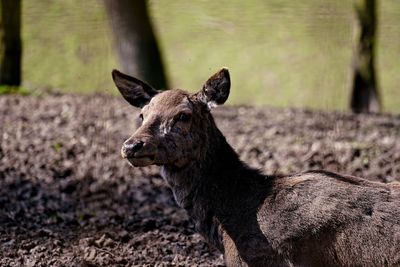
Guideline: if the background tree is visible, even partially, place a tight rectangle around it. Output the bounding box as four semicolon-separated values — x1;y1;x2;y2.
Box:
103;0;168;89
350;0;380;113
0;0;22;86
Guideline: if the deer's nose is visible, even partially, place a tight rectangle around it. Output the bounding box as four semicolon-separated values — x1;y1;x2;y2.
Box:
121;140;144;158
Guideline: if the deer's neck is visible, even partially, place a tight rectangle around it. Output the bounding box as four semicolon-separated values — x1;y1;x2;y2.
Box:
161;123;269;250
161;126;242;208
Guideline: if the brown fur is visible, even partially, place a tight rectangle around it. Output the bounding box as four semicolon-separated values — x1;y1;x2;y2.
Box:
112;68;400;267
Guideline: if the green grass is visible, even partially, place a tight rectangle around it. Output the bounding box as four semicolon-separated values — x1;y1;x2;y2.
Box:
22;0;400;113
0;85;30;95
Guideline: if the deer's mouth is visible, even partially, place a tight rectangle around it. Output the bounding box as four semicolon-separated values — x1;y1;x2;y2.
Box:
126;155;155;167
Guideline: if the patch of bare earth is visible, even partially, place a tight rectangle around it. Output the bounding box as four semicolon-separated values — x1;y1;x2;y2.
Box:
1;94;399;266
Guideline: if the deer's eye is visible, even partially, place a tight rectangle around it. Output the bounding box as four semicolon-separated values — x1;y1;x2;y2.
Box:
177;113;191;122
139;114;144;121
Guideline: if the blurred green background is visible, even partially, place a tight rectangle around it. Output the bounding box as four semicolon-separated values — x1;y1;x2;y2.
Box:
22;0;400;112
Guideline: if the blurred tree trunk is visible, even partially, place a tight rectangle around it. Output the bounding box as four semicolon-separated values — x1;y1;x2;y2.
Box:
350;0;380;113
0;0;22;86
103;0;168;89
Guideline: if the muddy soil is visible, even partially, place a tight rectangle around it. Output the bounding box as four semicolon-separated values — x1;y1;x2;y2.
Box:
1;94;399;267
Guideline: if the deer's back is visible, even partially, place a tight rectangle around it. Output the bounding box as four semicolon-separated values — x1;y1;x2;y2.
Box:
250;170;400;266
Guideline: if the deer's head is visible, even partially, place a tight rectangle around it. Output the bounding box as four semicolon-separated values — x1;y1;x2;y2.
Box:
112;68;230;168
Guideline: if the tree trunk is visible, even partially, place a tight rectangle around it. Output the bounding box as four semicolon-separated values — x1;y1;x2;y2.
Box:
103;0;168;90
350;0;380;113
0;0;22;86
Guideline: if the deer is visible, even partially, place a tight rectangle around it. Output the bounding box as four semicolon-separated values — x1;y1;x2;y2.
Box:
111;68;400;267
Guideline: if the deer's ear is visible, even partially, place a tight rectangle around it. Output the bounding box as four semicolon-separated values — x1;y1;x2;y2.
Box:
198;68;230;107
112;69;159;108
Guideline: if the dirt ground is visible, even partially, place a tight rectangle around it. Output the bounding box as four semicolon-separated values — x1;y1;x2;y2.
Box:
1;94;399;267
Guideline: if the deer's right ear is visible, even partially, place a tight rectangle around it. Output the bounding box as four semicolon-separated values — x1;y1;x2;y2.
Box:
112;69;159;108
197;68;230;108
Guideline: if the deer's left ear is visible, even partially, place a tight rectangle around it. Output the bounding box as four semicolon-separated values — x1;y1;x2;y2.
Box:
112;69;159;108
198;68;230;107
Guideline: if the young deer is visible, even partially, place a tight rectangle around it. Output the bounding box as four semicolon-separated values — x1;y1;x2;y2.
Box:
112;68;400;267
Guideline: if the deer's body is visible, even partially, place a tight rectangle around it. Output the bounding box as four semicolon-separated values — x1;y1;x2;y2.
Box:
112;68;400;267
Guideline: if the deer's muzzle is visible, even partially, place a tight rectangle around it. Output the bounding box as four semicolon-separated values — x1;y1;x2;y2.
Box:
121;138;157;166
